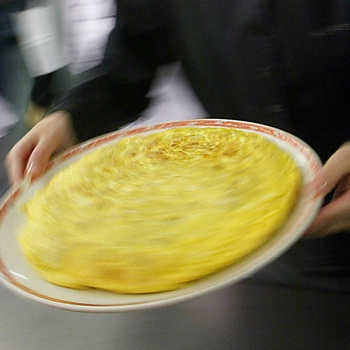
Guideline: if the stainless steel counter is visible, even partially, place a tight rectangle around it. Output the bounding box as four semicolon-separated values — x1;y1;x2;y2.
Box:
1;279;350;350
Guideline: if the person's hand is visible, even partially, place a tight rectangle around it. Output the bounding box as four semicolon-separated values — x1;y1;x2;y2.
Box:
5;111;78;185
304;142;350;238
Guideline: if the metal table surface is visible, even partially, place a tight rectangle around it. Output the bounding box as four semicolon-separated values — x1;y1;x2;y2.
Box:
1;278;350;350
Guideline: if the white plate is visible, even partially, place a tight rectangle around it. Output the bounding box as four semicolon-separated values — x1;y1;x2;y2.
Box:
0;119;323;312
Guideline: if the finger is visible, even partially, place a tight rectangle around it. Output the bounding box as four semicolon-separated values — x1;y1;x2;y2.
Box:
312;143;350;197
305;187;350;237
6;130;56;185
26;136;60;179
333;174;350;199
5;112;77;186
5;139;36;185
303;143;350;238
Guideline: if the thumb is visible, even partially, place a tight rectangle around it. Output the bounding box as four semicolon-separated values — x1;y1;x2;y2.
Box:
26;139;57;180
310;142;350;198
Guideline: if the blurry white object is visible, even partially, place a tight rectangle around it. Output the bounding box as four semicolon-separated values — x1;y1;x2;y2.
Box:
11;2;69;77
12;0;116;76
126;63;209;129
0;95;19;138
62;0;115;74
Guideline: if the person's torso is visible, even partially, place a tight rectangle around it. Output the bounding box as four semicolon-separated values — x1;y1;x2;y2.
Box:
164;0;350;161
161;0;350;289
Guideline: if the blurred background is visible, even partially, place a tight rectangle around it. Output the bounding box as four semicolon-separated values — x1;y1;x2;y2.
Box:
0;0;207;197
0;0;116;194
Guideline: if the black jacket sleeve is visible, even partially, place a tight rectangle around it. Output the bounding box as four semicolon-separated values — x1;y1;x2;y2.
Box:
50;0;175;142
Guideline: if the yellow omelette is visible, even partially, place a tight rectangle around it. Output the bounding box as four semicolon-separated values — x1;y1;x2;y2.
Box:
19;127;301;293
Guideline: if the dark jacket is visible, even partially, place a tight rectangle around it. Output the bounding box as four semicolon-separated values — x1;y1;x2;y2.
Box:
52;0;350;290
53;0;349;161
